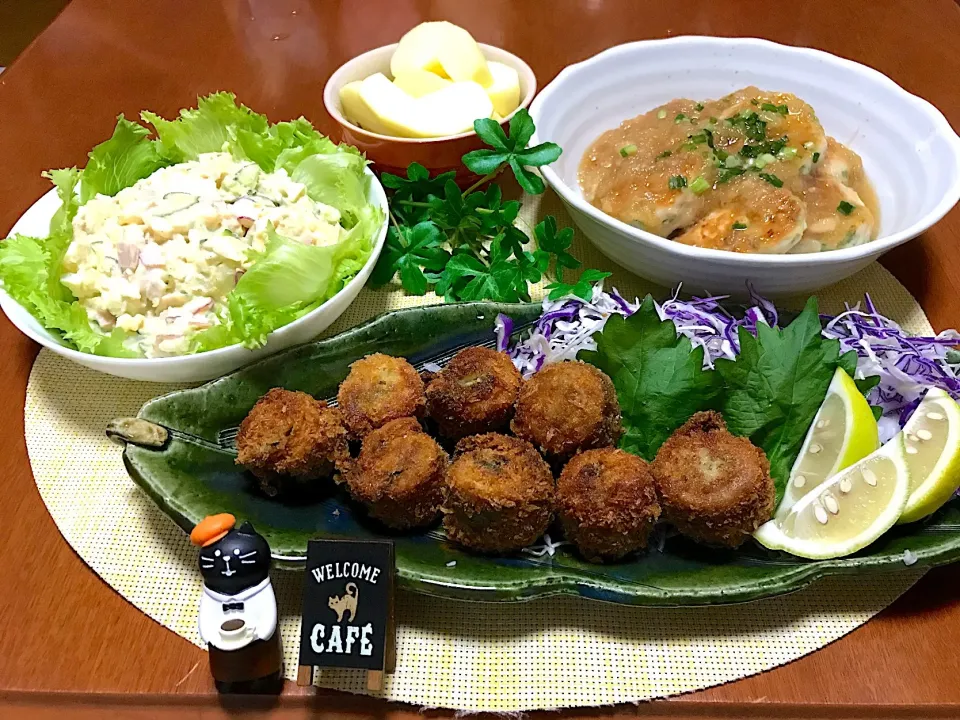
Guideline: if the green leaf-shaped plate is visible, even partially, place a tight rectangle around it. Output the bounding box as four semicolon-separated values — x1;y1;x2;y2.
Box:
122;302;960;605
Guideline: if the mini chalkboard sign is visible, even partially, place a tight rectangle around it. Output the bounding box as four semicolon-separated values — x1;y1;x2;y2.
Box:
297;539;396;691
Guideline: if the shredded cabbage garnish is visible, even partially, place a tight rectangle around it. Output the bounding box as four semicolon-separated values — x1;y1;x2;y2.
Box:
501;285;960;442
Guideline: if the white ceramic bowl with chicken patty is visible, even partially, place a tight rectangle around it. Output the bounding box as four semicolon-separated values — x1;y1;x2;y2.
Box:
0;168;388;382
530;36;960;296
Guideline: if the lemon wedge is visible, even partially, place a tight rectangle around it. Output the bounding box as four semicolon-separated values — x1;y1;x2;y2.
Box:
777;367;878;518
755;434;910;559
897;388;960;524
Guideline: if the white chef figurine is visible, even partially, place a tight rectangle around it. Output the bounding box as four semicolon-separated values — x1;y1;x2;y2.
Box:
191;513;282;691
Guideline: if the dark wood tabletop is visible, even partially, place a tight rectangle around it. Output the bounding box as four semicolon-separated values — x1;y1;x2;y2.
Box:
1;0;959;717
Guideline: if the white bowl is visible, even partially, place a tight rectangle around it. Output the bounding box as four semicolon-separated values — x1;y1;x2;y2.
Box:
530;36;960;296
0;168;389;382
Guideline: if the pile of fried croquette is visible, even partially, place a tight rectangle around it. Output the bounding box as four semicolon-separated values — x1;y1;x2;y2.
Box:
235;347;776;562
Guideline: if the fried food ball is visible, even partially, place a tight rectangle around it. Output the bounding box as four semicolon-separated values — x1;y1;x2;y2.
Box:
557;448;661;562
511;361;622;460
426;346;522;439
235;388;350;497
346;418;448;530
337;353;426;439
443;433;554;553
651;411;774;548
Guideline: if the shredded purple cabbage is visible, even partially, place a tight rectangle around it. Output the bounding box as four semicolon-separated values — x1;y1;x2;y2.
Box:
821;297;960;440
504;285;960;441
493;314;513;353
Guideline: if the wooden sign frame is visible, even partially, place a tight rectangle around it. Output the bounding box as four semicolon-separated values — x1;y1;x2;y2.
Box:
296;540;396;691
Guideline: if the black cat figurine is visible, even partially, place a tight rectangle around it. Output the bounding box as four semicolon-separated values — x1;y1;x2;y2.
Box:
190;513;282;693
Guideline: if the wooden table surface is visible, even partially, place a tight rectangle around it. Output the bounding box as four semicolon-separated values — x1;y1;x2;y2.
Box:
1;0;959;717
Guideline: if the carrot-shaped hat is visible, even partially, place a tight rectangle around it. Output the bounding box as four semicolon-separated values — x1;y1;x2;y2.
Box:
190;513;236;547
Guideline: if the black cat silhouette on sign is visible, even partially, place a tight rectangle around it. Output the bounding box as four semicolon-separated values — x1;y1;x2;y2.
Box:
298;539;395;674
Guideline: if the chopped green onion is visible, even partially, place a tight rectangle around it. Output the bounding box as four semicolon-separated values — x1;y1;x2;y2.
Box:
714;148;729;162
724;154;742;168
779;146;798;159
657;109;667;119
695;102;705;111
675;113;687;123
717;166;745;184
750;99;759;106
837;200;855;215
668;175;687;190
739;136;787;158
759;172;783;188
689;176;710;195
755;152;777;169
812;151;821;163
732;222;748;230
728;110;767;141
656;150;672;160
761;102;789;115
619;144;638;157
708;116;718;125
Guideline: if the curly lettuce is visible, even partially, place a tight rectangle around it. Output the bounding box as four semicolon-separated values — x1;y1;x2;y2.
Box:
0;92;382;357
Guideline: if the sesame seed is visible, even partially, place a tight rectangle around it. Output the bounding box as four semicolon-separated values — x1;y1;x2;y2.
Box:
816;419;830;429
863;468;878;486
906;445;919;455
839;478;852;494
809;443;822;454
824;495;840;514
814;505;829;525
794;475;806;488
917;429;933;441
926;411;944;421
906;433;918;442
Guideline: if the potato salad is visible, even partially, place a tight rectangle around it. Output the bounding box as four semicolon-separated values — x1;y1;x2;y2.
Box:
61;152;344;357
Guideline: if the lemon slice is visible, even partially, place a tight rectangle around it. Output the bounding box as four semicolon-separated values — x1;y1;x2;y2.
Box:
754;434;910;559
777;367;878;518
897;388;960;524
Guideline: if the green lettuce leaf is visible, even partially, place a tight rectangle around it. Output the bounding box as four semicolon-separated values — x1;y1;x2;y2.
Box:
191;209;380;352
292;151;369;226
44;167;81;234
79;116;166;203
0;231;138;357
142;92;269;163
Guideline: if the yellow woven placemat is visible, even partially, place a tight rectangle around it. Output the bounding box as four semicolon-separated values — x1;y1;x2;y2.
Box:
24;193;931;711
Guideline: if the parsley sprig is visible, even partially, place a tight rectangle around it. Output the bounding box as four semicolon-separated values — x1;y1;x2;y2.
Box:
372;109;607;303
